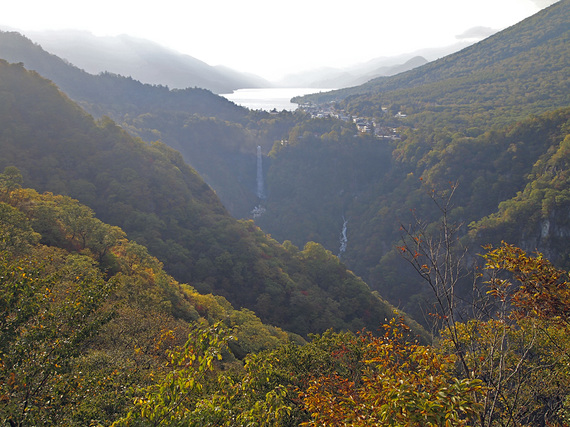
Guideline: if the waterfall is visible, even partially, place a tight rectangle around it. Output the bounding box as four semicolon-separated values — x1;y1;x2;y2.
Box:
338;216;348;258
256;145;265;199
251;146;266;219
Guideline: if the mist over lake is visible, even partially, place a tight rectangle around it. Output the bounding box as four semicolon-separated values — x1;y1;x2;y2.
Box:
220;87;334;111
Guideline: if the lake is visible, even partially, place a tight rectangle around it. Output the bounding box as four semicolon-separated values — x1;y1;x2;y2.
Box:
219;87;334;112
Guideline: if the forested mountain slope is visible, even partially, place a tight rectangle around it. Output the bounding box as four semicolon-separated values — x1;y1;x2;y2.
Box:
0;175;299;424
0;30;298;217
4;184;569;426
253;108;570;320
469;112;570;265
0;60;417;338
255;1;570;320
296;0;570;129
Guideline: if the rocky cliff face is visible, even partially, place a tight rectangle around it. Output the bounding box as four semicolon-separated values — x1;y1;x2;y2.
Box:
522;206;570;267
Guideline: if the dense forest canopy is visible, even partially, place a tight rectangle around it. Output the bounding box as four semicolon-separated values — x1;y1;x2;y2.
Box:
0;176;299;424
2;177;569;424
0;59;415;339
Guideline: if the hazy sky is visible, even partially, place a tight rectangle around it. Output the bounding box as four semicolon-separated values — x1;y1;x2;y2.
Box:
1;0;559;80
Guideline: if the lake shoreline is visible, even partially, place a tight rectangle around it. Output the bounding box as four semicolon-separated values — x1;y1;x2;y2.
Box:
219;87;335;112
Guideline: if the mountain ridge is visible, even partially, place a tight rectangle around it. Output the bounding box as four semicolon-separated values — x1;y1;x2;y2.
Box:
21;29;271;93
0;30;253;122
295;0;570;128
276;55;429;88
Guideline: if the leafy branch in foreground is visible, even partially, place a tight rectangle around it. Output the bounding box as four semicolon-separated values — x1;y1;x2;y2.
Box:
115;322;232;426
398;183;570;426
483;242;570;325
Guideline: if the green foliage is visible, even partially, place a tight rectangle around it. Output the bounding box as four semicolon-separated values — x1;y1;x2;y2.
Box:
0;166;23;193
122;319;476;427
116;322;231;426
0;201;40;254
1;179;567;426
0;184;294;424
0;247;113;426
440;316;570;426
117;319;437;427
469;114;570;267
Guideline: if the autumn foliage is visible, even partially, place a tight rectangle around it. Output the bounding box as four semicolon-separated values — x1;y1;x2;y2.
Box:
483;242;570;323
300;320;482;427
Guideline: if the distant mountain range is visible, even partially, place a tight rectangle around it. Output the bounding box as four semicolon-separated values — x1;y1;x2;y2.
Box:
276;56;429;88
0;27;474;92
0;30;251;121
275;42;478;88
16;30;271;94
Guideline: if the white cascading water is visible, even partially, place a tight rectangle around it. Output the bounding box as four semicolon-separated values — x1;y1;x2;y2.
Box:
252;146;266;218
338;216;348;258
